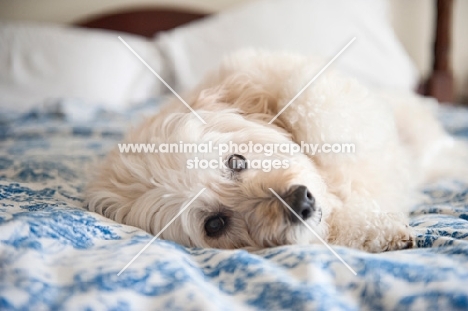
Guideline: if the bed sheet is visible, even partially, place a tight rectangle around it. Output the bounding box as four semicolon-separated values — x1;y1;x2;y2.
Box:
1;100;468;311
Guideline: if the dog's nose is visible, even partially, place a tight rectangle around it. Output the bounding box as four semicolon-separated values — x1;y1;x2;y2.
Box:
284;185;315;222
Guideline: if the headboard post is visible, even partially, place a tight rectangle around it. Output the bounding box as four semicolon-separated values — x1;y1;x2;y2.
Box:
424;0;454;103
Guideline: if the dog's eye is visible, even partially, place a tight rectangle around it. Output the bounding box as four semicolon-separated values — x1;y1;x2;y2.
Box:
205;215;227;237
227;154;247;172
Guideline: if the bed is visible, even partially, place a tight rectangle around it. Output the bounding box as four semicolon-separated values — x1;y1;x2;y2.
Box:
1;97;468;310
1;1;468;310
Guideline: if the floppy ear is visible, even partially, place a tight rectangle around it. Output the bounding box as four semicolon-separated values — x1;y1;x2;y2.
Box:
190;72;292;133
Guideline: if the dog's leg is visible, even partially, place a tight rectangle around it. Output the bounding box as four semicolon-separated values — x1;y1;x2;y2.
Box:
384;91;468;183
326;197;415;252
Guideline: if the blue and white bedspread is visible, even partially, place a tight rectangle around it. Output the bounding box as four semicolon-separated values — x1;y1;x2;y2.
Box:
1;100;468;311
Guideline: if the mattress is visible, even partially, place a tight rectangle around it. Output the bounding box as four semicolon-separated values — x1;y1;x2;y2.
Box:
1;99;468;310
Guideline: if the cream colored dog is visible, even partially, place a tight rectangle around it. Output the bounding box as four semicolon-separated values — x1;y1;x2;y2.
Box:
86;51;468;253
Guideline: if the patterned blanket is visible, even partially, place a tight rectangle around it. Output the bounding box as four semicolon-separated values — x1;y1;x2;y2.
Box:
1;100;468;311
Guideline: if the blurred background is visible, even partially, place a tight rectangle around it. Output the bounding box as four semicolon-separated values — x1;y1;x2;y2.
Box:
0;0;467;110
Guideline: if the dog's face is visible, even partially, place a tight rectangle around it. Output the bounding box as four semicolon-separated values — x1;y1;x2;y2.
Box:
117;110;332;250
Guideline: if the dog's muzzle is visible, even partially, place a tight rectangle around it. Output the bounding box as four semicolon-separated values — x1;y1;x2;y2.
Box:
282;185;322;224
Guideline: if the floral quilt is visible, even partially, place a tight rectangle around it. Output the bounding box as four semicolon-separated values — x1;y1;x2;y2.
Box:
1;100;468;311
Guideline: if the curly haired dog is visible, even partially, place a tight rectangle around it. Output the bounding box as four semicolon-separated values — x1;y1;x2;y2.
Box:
86;51;468;252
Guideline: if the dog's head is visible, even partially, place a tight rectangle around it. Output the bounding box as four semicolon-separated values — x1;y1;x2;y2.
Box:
87;108;333;250
86;51;352;250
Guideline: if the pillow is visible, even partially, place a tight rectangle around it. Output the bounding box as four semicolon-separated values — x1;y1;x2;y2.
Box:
155;0;418;93
0;20;165;112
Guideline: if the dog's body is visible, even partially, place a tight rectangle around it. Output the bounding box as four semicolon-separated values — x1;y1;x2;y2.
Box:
86;51;468;252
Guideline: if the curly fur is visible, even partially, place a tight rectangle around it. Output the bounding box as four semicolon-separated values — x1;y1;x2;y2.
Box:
86;50;468;252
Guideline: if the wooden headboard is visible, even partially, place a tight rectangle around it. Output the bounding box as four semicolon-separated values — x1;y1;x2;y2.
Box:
75;3;455;103
76;7;208;38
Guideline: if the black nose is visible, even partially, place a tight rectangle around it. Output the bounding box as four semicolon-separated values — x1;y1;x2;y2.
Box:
284;185;315;222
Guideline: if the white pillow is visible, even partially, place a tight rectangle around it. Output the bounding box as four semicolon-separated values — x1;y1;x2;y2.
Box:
0;20;164;112
155;0;418;93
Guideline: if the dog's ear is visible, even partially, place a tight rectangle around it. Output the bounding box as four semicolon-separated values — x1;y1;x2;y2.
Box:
191;74;291;132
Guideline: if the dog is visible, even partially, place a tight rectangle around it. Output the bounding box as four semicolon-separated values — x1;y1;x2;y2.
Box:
86;50;468;252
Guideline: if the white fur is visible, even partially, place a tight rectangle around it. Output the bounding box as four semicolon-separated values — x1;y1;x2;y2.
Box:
86;50;468;252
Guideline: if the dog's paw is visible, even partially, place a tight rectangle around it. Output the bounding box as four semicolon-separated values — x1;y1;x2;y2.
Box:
382;224;415;251
362;222;415;253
